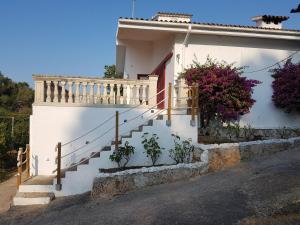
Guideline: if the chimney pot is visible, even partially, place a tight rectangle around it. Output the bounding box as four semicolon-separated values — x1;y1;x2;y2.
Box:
252;15;289;29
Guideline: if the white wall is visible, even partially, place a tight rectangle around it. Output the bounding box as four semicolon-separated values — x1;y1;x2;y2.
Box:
30;105;159;175
118;39;154;79
118;36;174;81
54;114;198;196
174;33;300;128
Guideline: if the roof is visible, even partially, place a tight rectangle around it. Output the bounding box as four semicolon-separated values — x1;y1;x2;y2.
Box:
118;17;300;33
155;12;193;18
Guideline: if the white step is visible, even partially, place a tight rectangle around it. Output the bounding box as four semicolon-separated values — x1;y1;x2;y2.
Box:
13;192;55;206
19;185;53;193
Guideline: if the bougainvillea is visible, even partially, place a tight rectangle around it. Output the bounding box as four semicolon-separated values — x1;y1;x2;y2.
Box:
181;58;261;128
271;59;300;113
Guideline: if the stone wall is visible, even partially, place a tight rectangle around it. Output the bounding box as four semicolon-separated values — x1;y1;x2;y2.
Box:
200;137;300;172
91;163;207;198
91;137;300;198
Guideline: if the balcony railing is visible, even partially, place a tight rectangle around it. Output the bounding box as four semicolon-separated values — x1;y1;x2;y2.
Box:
33;75;158;107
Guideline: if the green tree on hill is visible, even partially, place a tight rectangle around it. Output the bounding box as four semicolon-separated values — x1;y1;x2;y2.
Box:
0;71;34;170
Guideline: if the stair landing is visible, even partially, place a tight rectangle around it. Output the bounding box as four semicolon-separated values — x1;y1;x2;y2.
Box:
14;176;55;206
22;175;54;185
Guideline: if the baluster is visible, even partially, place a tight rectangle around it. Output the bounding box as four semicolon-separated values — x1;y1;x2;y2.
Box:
46;81;52;103
82;82;87;103
103;83;108;104
68;81;73;103
89;82;94;104
53;81;59;103
122;84;127;105
96;83;101;104
61;81;66;103
75;82;80;103
142;85;147;105
116;84;121;104
129;85;134;105
108;83;113;104
134;85;139;105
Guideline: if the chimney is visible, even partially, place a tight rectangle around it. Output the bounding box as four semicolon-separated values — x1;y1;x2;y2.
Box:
152;12;192;23
251;15;289;29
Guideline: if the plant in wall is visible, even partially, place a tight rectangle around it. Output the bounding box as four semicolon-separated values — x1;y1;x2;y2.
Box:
169;134;194;164
271;59;300;113
243;124;255;141
225;122;241;140
180;57;260;128
141;133;162;166
109;141;135;168
276;126;291;139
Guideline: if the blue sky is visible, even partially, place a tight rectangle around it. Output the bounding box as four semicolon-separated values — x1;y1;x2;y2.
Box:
1;0;299;85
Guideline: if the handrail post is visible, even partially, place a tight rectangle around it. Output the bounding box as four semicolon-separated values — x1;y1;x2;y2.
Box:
190;86;196;127
17;148;22;188
166;82;172;126
56;142;62;191
115;111;119;152
26;144;30;178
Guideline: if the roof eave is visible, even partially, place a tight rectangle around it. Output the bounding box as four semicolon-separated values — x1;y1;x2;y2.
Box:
118;19;300;41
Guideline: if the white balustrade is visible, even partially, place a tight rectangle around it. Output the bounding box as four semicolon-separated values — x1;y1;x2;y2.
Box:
32;75;159;107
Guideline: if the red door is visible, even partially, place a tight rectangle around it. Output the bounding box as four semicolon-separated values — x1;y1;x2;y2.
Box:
151;52;173;109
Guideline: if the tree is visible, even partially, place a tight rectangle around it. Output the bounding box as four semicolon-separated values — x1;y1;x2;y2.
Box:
181;58;260;128
103;65;123;79
271;59;300;112
0;71;34;170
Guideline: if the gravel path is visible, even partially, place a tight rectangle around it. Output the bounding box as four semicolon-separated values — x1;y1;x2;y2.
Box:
1;149;300;225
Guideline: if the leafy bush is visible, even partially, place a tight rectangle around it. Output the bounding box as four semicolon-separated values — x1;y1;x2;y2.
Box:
109;141;135;168
169;135;194;164
181;57;260;127
271;59;300;112
141;133;162;166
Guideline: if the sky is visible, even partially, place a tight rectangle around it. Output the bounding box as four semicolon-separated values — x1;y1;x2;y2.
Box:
0;0;299;86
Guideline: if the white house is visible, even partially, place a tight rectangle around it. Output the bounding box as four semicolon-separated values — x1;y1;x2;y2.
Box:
14;12;300;203
116;12;300;128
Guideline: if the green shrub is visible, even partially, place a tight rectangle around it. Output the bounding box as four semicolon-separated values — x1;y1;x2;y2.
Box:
109;141;135;168
141;133;162;166
169;135;194;164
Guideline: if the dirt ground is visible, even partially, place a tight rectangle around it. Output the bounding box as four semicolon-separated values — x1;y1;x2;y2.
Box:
0;173;17;214
1;149;300;225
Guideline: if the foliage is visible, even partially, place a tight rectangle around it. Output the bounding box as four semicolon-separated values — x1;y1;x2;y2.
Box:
243;124;255;141
109;141;135;168
104;65;123;79
225;122;241;140
271;59;300;113
276;127;291;139
169;134;194;164
0;71;33;169
141;133;162;166
180;57;260;128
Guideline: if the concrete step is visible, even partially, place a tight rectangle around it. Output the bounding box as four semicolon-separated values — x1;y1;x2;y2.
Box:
13;192;55;206
19;184;53;193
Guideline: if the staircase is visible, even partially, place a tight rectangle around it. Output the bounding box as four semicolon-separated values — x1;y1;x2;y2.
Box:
13;176;55;205
13;112;197;204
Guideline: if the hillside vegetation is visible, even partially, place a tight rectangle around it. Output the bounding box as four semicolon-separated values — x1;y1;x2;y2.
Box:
0;72;34;178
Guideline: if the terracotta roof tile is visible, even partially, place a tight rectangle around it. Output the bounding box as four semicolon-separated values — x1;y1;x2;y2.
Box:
118;17;300;33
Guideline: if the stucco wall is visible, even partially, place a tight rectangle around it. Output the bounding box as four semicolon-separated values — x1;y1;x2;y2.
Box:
118;36;174;81
119;39;153;79
30;105;160;175
174;34;300;128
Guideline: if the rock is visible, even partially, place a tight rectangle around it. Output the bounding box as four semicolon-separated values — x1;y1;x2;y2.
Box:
207;146;241;172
